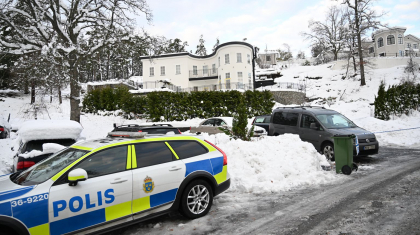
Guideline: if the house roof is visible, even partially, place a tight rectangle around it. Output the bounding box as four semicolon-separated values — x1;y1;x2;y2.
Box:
405;34;420;42
373;26;407;36
139;41;254;60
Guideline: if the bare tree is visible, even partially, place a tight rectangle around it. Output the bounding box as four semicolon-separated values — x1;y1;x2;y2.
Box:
404;48;419;83
342;0;385;86
196;35;207;56
302;6;348;61
0;0;152;122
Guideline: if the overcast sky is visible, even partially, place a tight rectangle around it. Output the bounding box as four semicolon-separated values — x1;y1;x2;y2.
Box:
136;0;420;57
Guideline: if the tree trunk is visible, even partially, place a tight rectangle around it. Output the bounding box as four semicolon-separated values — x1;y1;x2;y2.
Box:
352;56;357;73
30;80;35;104
24;80;29;94
69;53;81;122
50;86;53;103
354;0;366;86
58;84;62;104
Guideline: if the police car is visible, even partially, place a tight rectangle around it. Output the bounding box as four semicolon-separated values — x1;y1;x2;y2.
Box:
0;132;230;235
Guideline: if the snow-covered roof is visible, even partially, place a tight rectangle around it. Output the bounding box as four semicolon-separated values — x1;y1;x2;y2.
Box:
256;69;280;76
373;26;407;36
405;34;420;41
18;120;83;142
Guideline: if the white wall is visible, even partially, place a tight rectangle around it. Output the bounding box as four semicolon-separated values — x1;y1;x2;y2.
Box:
140;42;253;89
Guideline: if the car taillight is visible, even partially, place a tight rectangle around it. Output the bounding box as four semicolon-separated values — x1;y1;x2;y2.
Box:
138;130;143;132
178;129;182;134
205;140;227;165
17;161;35;170
0;128;4;132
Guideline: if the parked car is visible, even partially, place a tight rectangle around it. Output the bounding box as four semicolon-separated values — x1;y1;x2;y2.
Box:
190;117;266;136
12;120;84;172
111;123;182;135
268;106;379;160
0;116;12;139
2;131;230;235
252;114;271;132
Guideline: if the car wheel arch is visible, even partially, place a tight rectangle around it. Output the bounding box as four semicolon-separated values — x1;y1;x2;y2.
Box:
0;216;30;235
171;171;217;212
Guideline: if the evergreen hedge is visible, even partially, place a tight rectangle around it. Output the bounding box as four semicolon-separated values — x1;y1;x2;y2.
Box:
374;81;420;120
82;88;275;121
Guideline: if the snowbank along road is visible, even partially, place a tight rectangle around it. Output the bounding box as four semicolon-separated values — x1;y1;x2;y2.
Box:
105;147;420;235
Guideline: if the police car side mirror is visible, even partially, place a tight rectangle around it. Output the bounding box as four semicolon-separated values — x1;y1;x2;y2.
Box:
68;168;88;186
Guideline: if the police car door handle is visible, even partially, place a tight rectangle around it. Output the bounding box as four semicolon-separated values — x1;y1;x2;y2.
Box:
169;166;182;171
110;178;128;184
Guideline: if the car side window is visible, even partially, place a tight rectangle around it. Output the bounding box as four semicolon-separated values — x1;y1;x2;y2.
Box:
168;141;208;159
255;117;265;123
286;113;299;126
202;119;214;126
301;114;319;129
134;142;174;168
76;145;127;178
214;119;226;126
273;112;286;125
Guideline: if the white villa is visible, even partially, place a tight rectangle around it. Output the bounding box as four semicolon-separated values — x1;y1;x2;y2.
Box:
365;26;420;57
140;41;256;92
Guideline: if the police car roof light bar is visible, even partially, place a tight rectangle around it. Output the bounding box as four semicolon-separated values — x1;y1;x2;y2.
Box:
107;131;147;138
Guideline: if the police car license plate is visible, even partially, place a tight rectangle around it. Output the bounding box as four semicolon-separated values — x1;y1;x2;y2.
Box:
364;145;375;150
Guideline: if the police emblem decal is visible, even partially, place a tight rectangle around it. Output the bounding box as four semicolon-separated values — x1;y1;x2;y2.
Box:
143;176;154;193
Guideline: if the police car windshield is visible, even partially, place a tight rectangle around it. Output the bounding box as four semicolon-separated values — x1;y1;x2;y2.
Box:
316;113;357;129
12;148;88;186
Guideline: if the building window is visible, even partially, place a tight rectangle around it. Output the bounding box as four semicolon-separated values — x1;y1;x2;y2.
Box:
399;50;404;57
150;67;154;76
407;43;411;48
218;57;220;67
248;73;251;79
369;47;374;54
176;65;181;74
237;53;242;63
414;44;418;49
238;72;243;83
226;80;231;89
203;65;208;75
193;86;198;92
247;54;251;64
225;54;230;64
160;66;165;76
398;34;403;44
266;55;271;61
378;37;384;48
387;35;395;45
193;66;197;75
212;64;216;74
225;73;230;79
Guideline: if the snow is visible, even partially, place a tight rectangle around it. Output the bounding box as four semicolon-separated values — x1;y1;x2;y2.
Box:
20;143;66;159
17;120;84;142
1;60;420;191
0;116;11;129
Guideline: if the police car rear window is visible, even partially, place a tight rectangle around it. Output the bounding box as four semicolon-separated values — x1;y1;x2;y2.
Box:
168;141;208;159
134;142;174;168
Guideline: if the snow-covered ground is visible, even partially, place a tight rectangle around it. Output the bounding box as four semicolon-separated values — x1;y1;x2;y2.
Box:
1;61;419;191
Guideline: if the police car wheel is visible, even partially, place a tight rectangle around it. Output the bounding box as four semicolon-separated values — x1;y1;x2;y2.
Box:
180;180;213;219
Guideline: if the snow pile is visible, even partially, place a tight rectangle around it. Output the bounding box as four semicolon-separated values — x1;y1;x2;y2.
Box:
19;143;66;159
0;116;11;129
206;133;339;193
17;120;83;142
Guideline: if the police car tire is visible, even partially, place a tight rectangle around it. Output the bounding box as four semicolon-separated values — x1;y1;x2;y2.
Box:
180;180;213;219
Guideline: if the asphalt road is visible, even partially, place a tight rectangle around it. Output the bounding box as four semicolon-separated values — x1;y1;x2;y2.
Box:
105;147;420;235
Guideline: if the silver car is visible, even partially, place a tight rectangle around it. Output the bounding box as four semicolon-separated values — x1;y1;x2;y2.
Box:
268;106;379;160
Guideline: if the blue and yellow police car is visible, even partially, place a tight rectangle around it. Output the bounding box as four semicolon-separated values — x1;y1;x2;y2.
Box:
0;132;230;235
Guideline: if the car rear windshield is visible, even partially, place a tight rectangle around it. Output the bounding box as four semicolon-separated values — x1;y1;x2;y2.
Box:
316;113;357;129
11;148;88;186
24;139;76;152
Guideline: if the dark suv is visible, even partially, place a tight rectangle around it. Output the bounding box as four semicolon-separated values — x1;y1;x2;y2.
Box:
111;124;182;135
268;106;379;160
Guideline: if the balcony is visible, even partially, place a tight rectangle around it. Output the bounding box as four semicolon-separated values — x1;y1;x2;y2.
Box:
189;69;218;80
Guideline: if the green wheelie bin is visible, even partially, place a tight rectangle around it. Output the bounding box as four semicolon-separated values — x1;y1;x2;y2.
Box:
333;134;358;175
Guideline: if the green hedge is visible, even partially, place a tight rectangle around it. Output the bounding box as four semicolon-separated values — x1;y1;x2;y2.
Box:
374;81;420;120
82;88;275;121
